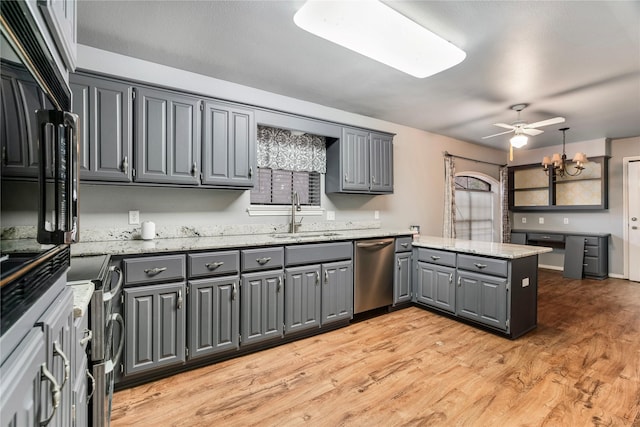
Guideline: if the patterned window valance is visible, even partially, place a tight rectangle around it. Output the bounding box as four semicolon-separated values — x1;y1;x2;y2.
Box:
257;125;327;173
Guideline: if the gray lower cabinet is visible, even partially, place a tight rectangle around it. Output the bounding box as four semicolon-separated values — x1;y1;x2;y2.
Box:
414;261;456;314
394;251;412;305
284;265;322;333
456;270;508;330
0;328;47;426
70;73;133;181
321;261;353;324
134;86;201;185
124;282;186;375
188;276;240;359
240;269;284;346
202;100;255;187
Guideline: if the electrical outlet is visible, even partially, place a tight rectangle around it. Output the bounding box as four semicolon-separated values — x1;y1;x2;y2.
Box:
129;210;140;225
564;217;569;225
522;277;530;287
539;217;544;224
326;210;335;221
374;210;380;220
522;217;527;224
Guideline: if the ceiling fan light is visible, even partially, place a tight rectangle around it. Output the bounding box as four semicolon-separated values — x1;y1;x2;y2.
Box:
510;134;528;148
293;0;466;78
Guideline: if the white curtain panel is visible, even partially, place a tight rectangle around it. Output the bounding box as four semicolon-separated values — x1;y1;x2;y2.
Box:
500;166;511;243
443;156;456;238
257;125;326;173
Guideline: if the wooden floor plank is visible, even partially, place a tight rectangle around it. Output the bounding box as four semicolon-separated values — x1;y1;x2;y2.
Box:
111;270;640;426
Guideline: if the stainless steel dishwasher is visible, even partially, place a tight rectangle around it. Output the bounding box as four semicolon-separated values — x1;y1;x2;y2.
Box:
354;238;395;314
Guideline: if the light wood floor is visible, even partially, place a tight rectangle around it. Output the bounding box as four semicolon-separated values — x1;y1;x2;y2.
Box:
111;270;640;426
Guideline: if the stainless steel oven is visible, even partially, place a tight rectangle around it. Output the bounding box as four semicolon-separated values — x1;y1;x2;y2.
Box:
68;255;124;427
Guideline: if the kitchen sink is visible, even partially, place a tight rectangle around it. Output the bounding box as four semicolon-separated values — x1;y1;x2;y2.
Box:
270;232;342;239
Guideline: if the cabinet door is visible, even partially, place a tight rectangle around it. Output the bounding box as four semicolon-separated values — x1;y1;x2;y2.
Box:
135;86;200;184
38;0;77;71
124;282;186;375
393;252;412;305
188;276;240;359
71;359;88;427
369;132;393;193
202;101;255;187
240;270;284;346
0;328;47;427
70;74;133;181
415;262;455;313
284;265;321;334
321;261;353;324
456;270;508;330
341;127;369;191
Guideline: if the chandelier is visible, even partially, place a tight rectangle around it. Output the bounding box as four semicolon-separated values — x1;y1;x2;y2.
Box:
541;128;588;177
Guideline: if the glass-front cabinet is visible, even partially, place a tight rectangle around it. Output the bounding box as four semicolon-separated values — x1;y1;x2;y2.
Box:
508;156;608;211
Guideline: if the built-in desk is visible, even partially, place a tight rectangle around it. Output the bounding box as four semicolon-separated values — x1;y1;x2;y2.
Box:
511;230;609;280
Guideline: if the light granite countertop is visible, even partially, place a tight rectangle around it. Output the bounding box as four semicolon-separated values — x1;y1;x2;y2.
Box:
66;280;94;318
67;229;413;257
413;236;553;259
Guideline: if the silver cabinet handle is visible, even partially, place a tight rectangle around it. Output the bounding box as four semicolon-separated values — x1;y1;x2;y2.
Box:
474;263;487;269
371;175;376;184
122;155;129;174
449;273;453;284
397;258;401;269
177;289;183;309
344;173;348;182
401;243;409;248
430;255;441;261
144;267;167;275
80;328;93;346
324;270;329;283
86;369;96;401
53;341;70;389
457;276;461;287
315;271;320;286
205;261;224;270
191;162;198;176
40;363;61;426
249;166;253;178
2;146;7;165
277;276;281;292
256;257;271;265
632;217;637;221
232;282;237;300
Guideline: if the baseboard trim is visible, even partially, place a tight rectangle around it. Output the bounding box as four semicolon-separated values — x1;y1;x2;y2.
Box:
538;264;563;272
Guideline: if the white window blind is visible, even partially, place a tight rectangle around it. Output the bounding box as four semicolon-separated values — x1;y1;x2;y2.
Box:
455;176;493;241
251;168;321;206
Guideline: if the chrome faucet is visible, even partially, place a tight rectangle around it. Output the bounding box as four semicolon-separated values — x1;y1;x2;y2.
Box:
290;191;302;233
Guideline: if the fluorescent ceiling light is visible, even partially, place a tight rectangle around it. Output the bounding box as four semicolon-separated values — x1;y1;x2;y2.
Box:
293;0;466;78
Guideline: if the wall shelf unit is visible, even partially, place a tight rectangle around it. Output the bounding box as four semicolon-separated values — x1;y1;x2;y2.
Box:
508;156;609;211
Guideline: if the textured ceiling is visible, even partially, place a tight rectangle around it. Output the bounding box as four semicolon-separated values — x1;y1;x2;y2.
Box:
77;1;640;150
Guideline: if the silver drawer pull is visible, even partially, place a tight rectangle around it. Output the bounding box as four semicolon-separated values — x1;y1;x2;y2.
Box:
449;273;453;284
144;267;167;275
474;263;487;269
53;341;70;389
205;261;224;270
256;257;271;265
430;255;441;261
401;243;409;248
232;282;237;300
40;363;60;426
177;290;183;309
583;263;588;266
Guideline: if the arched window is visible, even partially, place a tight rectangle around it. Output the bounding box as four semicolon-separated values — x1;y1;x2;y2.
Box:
455;174;499;242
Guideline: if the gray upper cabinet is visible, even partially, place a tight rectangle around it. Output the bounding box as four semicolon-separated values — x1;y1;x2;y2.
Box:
240;269;284;346
202;101;255;187
70;73;133;181
134;86;201;185
326;126;394;194
124;282;186;375
38;0;77;72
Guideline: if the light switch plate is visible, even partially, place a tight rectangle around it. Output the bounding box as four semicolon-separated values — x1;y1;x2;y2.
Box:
564;217;569;224
374;210;380;220
522;217;527;224
326;210;335;221
129;210;140;225
522;277;530;287
539;217;544;224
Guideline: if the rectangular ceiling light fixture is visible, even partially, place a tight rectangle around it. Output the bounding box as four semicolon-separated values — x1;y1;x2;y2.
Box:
293;0;466;78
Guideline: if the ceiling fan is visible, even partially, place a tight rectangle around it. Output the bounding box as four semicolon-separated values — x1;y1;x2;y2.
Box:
482;104;565;159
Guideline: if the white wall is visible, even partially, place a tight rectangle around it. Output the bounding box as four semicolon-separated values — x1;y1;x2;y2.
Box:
70;46;507;237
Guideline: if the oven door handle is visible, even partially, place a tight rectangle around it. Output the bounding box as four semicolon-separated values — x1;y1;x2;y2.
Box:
105;313;125;374
104;265;123;302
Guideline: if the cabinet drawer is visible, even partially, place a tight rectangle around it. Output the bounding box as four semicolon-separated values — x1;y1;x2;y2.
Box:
457;254;508;278
416;248;456;267
285;242;352;266
241;247;284;272
583;236;600;246
583;256;598;275
188;251;239;278
584;245;599;258
527;233;564;243
124;255;186;285
395;236;413;252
